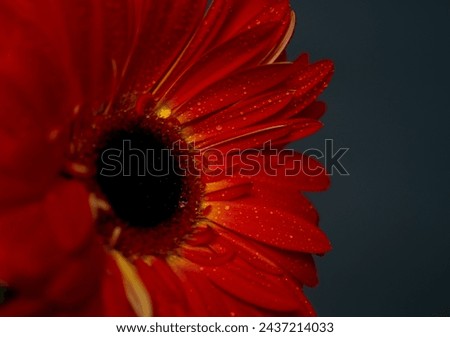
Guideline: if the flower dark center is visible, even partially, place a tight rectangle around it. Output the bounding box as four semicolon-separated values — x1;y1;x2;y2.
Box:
95;127;183;229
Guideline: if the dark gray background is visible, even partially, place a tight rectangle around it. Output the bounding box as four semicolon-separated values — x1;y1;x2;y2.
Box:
287;1;450;316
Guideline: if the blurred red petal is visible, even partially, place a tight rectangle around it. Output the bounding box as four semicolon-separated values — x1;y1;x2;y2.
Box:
0;181;103;315
101;255;136;316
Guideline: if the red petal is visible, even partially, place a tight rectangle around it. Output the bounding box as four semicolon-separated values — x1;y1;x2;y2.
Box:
185;90;293;143
289;60;334;95
174;63;296;124
120;0;208;94
101;255;136;316
198;122;292;152
0;127;64;207
0;181;97;282
274;50;288;62
293;288;316;316
205;201;331;253
44;241;104;312
216;230;284;276
160;22;286;104
175;269;231;316
280;60;334;118
44;181;94;252
156;0;291;90
0;1;82;113
220;293;283;316
295;101;327;120
135;258;189;316
209;0;291;46
0;2;78;205
204;257;304;312
247;152;330;191
0;181;103;315
61;1;208;98
184;224;217;247
180;244;234;266
204;181;253;201
196;119;321;156
271;118;323;147
261;249;319;287
221;228;319;286
250;184;319;225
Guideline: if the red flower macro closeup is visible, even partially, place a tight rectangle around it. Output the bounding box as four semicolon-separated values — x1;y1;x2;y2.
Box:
0;0;334;316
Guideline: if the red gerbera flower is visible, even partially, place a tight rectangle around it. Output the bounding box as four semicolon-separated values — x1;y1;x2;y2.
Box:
0;0;333;316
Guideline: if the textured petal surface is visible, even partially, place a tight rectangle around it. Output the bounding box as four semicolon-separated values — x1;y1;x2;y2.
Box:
0;181;103;316
205;201;331;253
0;0;333;317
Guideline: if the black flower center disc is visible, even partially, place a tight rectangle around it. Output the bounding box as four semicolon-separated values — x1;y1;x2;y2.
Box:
96;127;183;228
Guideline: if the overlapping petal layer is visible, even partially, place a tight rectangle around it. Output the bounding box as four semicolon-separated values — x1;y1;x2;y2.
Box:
0;0;333;316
